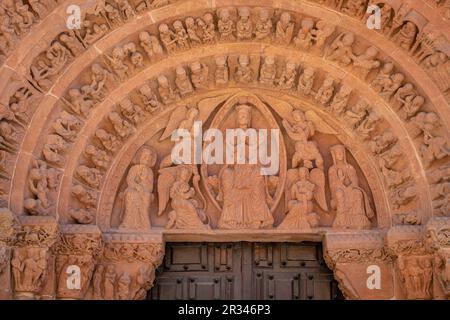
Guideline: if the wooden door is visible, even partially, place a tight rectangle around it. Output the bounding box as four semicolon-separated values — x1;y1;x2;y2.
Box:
148;242;342;300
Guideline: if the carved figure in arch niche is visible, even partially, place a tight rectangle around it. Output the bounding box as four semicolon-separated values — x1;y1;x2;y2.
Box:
236;7;252;40
379;73;405;101
217;8;235;41
52;111;82;142
175;66;193;96
157;75;178;105
198;13;216;44
341;0;367;18
328;145;374;230
344;99;371;129
352;46;381;79
215;56;229;85
72;184;98;209
235;54;253;84
394;21;418;51
158;23;177;54
139;31;163;61
119;98;145;125
43;134;68;166
277;61;297;90
315;76;335;106
297;67;316;96
138;84;161;113
293;18;315;50
217;104;274;229
371;62;395;93
119;147;156;231
85;144;111;171
274;12;294;45
76;165;102;189
26;159;58;214
328;32;356;66
108;112;134;139
283;110;324;170
63;88;94;118
278;167;322;230
157;165;209;230
254;8;272;41
190;61;209;90
312;20;336;50
330;84;352;116
259;55;276;85
95;129;121;153
185;17;201;47
173;20;190;51
410;112;450;168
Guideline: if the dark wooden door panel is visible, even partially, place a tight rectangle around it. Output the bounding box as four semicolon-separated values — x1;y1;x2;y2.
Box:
148;242;341;300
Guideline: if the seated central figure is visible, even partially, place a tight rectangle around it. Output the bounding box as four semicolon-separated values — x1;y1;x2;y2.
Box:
217;104;274;229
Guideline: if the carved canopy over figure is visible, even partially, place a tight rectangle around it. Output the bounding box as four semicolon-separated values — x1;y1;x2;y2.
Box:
119;147;157;230
328;144;374;230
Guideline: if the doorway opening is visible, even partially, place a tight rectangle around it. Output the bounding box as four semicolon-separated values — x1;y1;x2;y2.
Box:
148;242;343;300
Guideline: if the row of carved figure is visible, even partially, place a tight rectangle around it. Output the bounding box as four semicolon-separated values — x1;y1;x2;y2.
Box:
17;53;448;221
22;4;450;96
0;0;172;63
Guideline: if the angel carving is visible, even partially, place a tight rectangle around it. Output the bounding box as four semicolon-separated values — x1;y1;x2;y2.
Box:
282;110;333;169
278;167;326;229
157;164;209;229
159;105;199;142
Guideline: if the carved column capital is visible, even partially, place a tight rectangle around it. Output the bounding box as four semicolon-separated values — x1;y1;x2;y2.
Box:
385;225;435;299
12;216;58;299
0;208;19;299
53;225;103;300
88;232;164;300
323;230;393;299
424;218;450;298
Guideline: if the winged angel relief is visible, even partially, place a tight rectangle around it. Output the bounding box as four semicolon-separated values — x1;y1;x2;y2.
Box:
115;92;375;231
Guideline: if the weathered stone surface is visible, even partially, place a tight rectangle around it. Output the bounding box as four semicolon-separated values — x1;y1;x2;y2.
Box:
0;0;449;300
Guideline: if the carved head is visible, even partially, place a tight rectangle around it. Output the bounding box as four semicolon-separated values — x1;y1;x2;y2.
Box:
264;55;275;65
138;147;157;168
238;54;250;66
301;18;314;31
239;7;250;20
176;66;187;79
215;56;227;66
219;8;230;21
185;17;195;27
303;67;315;78
330;144;347;164
292;110;305;122
341;32;355;46
365;46;379;58
173;20;184;31
280;12;291;25
158;23;169;34
381;62;394;73
203;13;213;24
190;61;201;73
392;73;405;84
157;75;169;87
259;9;269;21
236;104;252;128
178;165;192;182
139;31;151;43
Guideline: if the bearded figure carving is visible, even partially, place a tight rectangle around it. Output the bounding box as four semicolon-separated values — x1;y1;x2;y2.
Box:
215;104;275;229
